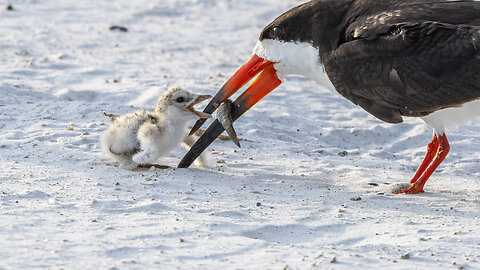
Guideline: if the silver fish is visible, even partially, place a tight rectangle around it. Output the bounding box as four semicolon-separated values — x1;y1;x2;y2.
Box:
216;99;241;148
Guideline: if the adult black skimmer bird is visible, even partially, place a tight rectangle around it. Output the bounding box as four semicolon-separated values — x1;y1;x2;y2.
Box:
180;0;480;194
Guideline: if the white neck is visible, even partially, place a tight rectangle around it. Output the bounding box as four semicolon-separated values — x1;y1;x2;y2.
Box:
253;39;337;94
159;107;195;127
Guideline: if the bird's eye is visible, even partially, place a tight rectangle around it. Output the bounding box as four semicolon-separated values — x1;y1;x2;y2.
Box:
176;97;185;103
272;26;284;38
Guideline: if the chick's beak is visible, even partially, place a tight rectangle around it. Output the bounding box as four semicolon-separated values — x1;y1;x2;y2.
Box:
187;95;213;119
179;54;282;168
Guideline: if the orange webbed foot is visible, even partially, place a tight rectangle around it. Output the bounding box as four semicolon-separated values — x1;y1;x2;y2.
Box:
394;185;425;194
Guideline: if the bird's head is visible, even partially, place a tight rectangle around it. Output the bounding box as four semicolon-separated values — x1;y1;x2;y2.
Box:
156;86;213;121
180;0;354;167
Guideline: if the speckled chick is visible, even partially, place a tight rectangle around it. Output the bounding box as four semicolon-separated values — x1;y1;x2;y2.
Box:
101;86;212;169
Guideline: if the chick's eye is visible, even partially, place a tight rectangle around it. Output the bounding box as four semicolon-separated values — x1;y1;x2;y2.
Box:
176;97;185;103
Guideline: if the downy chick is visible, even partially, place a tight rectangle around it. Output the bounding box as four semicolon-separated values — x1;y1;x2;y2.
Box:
101;86;212;169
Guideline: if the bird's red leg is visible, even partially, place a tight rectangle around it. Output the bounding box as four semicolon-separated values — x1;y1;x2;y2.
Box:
409;133;440;184
395;133;450;194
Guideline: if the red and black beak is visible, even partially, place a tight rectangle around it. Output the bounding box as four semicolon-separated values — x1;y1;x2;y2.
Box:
178;54;282;168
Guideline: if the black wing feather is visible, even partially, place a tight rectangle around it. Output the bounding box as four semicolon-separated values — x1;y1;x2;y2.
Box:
324;2;480;123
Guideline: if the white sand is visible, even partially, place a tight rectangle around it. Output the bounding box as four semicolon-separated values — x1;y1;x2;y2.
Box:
1;0;479;269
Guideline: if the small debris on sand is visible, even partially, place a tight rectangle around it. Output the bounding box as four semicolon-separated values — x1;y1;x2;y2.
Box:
48;197;58;205
401;253;411;260
109;25;128;32
103;112;120;120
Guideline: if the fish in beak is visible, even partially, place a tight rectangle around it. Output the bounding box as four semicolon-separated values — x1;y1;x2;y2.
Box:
179;55;282;168
216;99;241;148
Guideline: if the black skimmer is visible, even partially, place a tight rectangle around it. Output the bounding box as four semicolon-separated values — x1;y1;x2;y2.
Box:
180;0;480;194
102;86;212;170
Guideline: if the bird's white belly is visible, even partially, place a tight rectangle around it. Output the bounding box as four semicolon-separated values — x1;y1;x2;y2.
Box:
160;125;188;153
421;99;480;134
